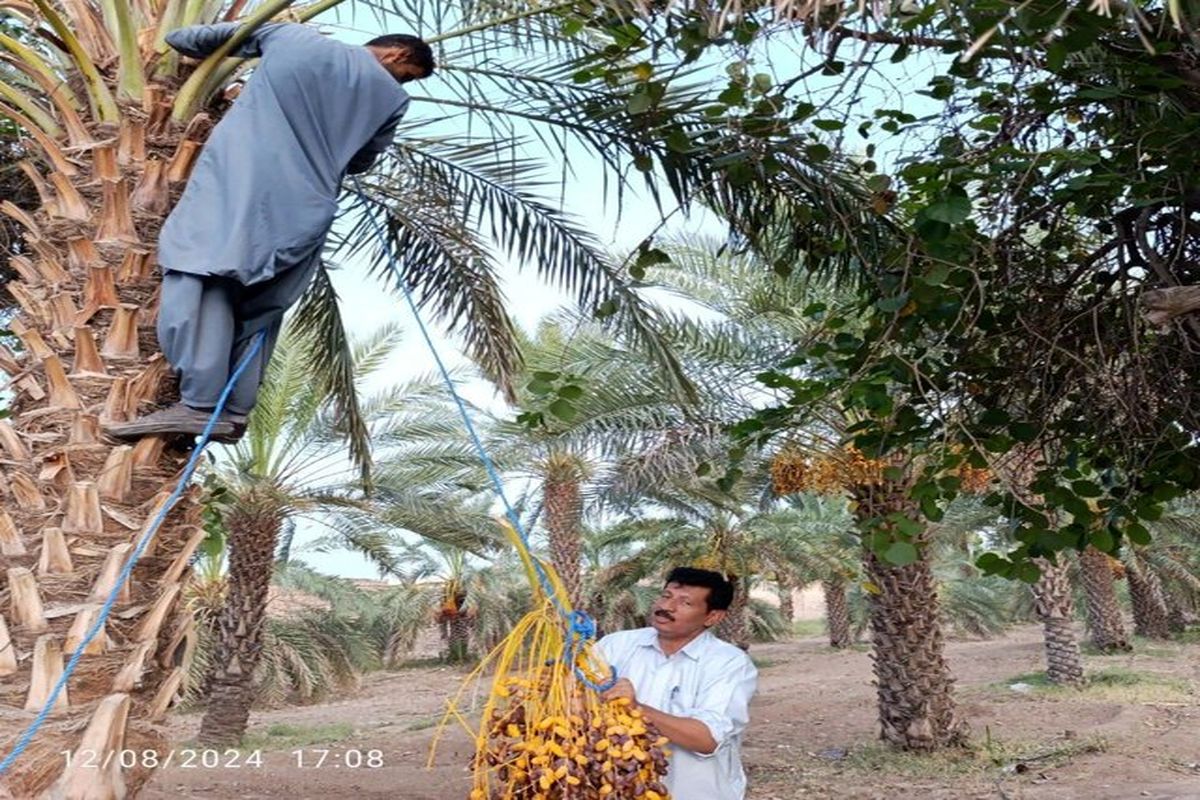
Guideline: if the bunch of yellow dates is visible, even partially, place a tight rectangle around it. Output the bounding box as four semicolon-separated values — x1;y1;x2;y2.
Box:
471;673;671;800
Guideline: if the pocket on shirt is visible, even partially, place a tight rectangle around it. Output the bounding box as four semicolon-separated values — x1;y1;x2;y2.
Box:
667;685;686;715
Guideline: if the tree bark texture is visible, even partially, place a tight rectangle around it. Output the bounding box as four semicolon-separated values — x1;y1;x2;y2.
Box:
716;576;751;650
1126;558;1171;640
851;471;968;750
543;453;585;611
1078;546;1132;652
777;580;795;626
823;579;852;649
197;493;283;745
0;77;217;799
1030;558;1085;686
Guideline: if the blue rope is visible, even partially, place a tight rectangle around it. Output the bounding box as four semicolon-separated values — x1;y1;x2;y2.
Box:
0;331;267;777
349;178;616;693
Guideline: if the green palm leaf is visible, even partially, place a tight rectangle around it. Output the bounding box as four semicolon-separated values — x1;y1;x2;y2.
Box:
290;263;374;486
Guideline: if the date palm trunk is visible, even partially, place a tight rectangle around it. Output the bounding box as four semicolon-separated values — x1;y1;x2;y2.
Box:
0;24;225;800
1126;556;1171;640
543;451;586;610
447;613;472;663
1166;593;1194;633
1002;447;1085;685
851;468;967;750
197;492;284;745
715;575;751;650
0;3;341;792
777;578;795;626
823;578;852;648
1031;558;1085;686
1078;546;1132;652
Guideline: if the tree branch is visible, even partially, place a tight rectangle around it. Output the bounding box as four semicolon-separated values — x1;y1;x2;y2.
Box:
825;25;1015;61
828;25;960;50
1143;285;1200;326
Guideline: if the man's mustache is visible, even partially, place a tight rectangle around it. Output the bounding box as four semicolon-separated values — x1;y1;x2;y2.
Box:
654;609;674;621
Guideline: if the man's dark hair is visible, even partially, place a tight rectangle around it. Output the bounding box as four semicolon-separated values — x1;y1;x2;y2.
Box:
366;34;435;77
664;567;734;611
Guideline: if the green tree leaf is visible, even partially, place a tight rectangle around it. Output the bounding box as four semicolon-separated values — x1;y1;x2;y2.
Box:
883;541;919;566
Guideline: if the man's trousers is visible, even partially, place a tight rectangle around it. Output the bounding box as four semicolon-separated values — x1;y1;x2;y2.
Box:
156;260;319;415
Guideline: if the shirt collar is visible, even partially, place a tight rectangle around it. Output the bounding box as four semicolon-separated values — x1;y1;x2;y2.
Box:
640;627;711;661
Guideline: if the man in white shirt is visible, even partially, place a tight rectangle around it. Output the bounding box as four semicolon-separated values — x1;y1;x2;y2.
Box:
596;567;758;800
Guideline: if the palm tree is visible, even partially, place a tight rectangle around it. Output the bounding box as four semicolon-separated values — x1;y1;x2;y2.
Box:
1128;503;1200;633
184;558;386;710
836;499;1024;644
1029;556;1086;685
822;577;853;648
997;448;1086;686
196;486;285;745
475;315;708;610
803;506;858;648
194;322;398;744
645;235;975;748
1120;501;1200;635
746;495;857;647
588;234;968;742
776;446;1008;748
400;541;477;663
481;231;865;620
395;539;534;662
432;545;474;663
847;460;969;750
1123;550;1171;640
195;320;508;744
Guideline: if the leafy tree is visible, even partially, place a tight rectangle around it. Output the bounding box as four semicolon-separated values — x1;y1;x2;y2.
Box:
560;9;1200;752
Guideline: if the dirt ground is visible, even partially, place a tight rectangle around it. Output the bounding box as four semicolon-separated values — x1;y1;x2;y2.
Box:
142;625;1200;799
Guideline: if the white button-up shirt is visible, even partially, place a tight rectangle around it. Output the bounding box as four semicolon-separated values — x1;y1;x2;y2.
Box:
596;627;758;800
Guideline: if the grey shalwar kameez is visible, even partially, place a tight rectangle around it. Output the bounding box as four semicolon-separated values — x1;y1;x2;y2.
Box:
157;22;410;413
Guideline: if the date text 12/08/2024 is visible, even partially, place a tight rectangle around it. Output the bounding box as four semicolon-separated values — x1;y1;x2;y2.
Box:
61;749;387;770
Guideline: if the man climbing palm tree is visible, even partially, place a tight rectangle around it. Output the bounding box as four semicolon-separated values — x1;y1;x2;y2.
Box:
105;23;434;443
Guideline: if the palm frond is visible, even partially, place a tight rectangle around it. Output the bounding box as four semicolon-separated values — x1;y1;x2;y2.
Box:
374;492;501;554
290;262;373;486
746;596;790;643
335;169;522;400
301;512;409;578
350;320;407;383
343;134;696;403
366;583;439;665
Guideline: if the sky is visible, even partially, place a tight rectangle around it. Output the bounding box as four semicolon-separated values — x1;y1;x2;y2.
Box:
253;6;950;579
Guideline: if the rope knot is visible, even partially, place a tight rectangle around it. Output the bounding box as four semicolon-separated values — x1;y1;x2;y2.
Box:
569;609;597;642
564;610;617;693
